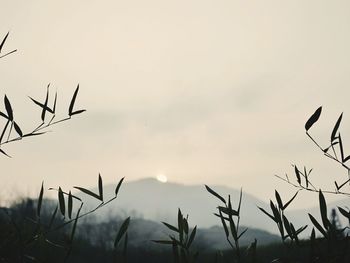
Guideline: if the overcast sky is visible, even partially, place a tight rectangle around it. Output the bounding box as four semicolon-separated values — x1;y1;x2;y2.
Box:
1;0;350;208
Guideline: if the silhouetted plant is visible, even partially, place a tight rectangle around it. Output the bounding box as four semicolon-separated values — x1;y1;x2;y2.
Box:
258;190;307;245
113;216;130;263
205;186;254;263
0;32;85;157
0;32;16;59
1;175;126;262
153;208;198;263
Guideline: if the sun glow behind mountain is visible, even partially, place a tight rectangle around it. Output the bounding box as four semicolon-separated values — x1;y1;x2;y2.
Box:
156;174;168;183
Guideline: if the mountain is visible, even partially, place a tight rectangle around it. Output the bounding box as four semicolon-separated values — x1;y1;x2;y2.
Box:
78;217;279;250
83;177;278;234
82;178;350;238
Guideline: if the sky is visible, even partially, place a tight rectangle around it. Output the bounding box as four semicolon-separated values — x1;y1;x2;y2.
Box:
1;0;350;209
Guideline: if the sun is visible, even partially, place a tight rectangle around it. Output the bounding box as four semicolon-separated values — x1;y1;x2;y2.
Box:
156;174;168;183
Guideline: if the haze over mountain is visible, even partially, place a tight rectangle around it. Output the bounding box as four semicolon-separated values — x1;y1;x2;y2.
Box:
3;1;350;211
83;177;349;237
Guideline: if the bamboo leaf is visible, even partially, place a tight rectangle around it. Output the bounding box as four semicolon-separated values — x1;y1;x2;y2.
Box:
319;190;329;229
4;95;13;121
73;187;101;200
114;217;130;248
338;207;350;218
229;215;238;240
238;227;248;239
310;227;315;245
0;111;9;120
308;213;327;238
0;32;9;53
282;191;298;210
304;166;309;188
218;206;239;217
37;182;44;218
178;209;183;243
219;210;229;238
214;212;229;221
339;134;345;162
98;173;103;201
282;215;292;238
0;120;9;143
58;187;65;217
205;185;226;204
0;148;11;158
331;113;343;142
275;190;283;210
295;225;308;235
162;222;179;232
343;155;350;163
28;97;54;114
305;106;322;131
68;191;73;219
186;226;197;248
115;177;125;197
237;187;243;214
41;85;49;122
69;84;80;116
48;206;58;230
70;203;82;242
183;218;189;234
70;109;86;116
270;201;281;225
258;206;276;222
294;165;301;185
13;122;22;137
53;91;57;113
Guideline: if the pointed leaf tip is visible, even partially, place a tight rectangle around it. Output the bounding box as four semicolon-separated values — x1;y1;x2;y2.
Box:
305;106;322;131
0;32;9;53
58;187;65;217
98;174;103;201
331;113;343;142
205;185;226;204
114;217;130;248
115;177;125;197
4;95;13;121
37;182;44;217
69;84;80;116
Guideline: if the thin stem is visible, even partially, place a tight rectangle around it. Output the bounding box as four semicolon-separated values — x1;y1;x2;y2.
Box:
275;175;350;197
0;49;17;59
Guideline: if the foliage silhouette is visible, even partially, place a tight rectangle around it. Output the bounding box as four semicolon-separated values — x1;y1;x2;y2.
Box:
3;30;350;262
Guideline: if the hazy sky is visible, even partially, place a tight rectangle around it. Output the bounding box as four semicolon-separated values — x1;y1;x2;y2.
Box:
1;0;350;208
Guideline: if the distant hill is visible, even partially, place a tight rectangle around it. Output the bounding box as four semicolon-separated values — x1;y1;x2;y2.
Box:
78;217;279;250
83;178;278;233
82;178;350;238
